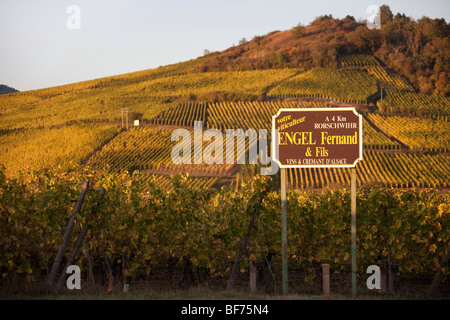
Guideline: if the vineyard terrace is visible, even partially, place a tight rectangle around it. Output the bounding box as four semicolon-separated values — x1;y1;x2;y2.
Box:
171;121;278;175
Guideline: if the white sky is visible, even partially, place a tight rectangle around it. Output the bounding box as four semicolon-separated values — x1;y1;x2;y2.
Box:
1;0;449;91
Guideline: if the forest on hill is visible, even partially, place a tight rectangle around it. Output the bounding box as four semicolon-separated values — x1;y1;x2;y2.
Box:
197;5;449;96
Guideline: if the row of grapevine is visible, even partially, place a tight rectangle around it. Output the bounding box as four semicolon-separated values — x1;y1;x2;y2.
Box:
339;54;380;68
339;55;413;91
0;124;120;178
87;128;174;174
366;66;414;91
87;128;211;175
136;172;218;191
1;167;449;287
206;100;327;131
378;89;450;120
86;125;447;190
150;103;207;126
0;66;297;130
0;83;171;130
267;68;378;104
88;127;257;179
136;69;299;100
150;101;398;150
362;116;401;150
152;163;238;178
205;101;398;149
367;114;450;152
285;150;450;189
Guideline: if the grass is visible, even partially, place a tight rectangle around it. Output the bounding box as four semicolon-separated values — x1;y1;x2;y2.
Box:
2;275;445;300
2;286;394;301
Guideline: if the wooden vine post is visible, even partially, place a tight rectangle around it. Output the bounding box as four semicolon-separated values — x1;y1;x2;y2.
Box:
226;180;269;292
226;203;261;291
55;187;105;291
47;180;90;291
427;240;450;299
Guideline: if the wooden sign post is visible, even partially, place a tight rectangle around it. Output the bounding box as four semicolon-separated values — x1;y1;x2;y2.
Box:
272;108;363;297
351;167;357;298
280;168;288;295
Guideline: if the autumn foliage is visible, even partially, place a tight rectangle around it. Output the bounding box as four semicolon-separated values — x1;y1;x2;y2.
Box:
1;166;448;288
196;5;449;96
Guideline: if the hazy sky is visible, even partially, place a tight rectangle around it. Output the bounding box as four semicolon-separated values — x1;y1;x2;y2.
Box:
1;0;449;92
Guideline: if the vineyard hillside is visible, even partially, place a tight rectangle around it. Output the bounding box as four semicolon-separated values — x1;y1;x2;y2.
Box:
0;7;449;298
0;55;448;190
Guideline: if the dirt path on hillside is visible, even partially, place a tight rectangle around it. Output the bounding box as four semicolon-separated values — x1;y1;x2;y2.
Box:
144;164;240;178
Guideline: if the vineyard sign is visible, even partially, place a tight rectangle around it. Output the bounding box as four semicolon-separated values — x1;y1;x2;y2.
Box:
273;107;363;296
272;108;363;168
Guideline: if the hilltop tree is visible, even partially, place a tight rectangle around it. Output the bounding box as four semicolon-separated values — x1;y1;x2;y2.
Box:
434;72;450;96
347;25;383;53
292;23;306;38
379;5;394;26
344;15;356;21
238;38;248;46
